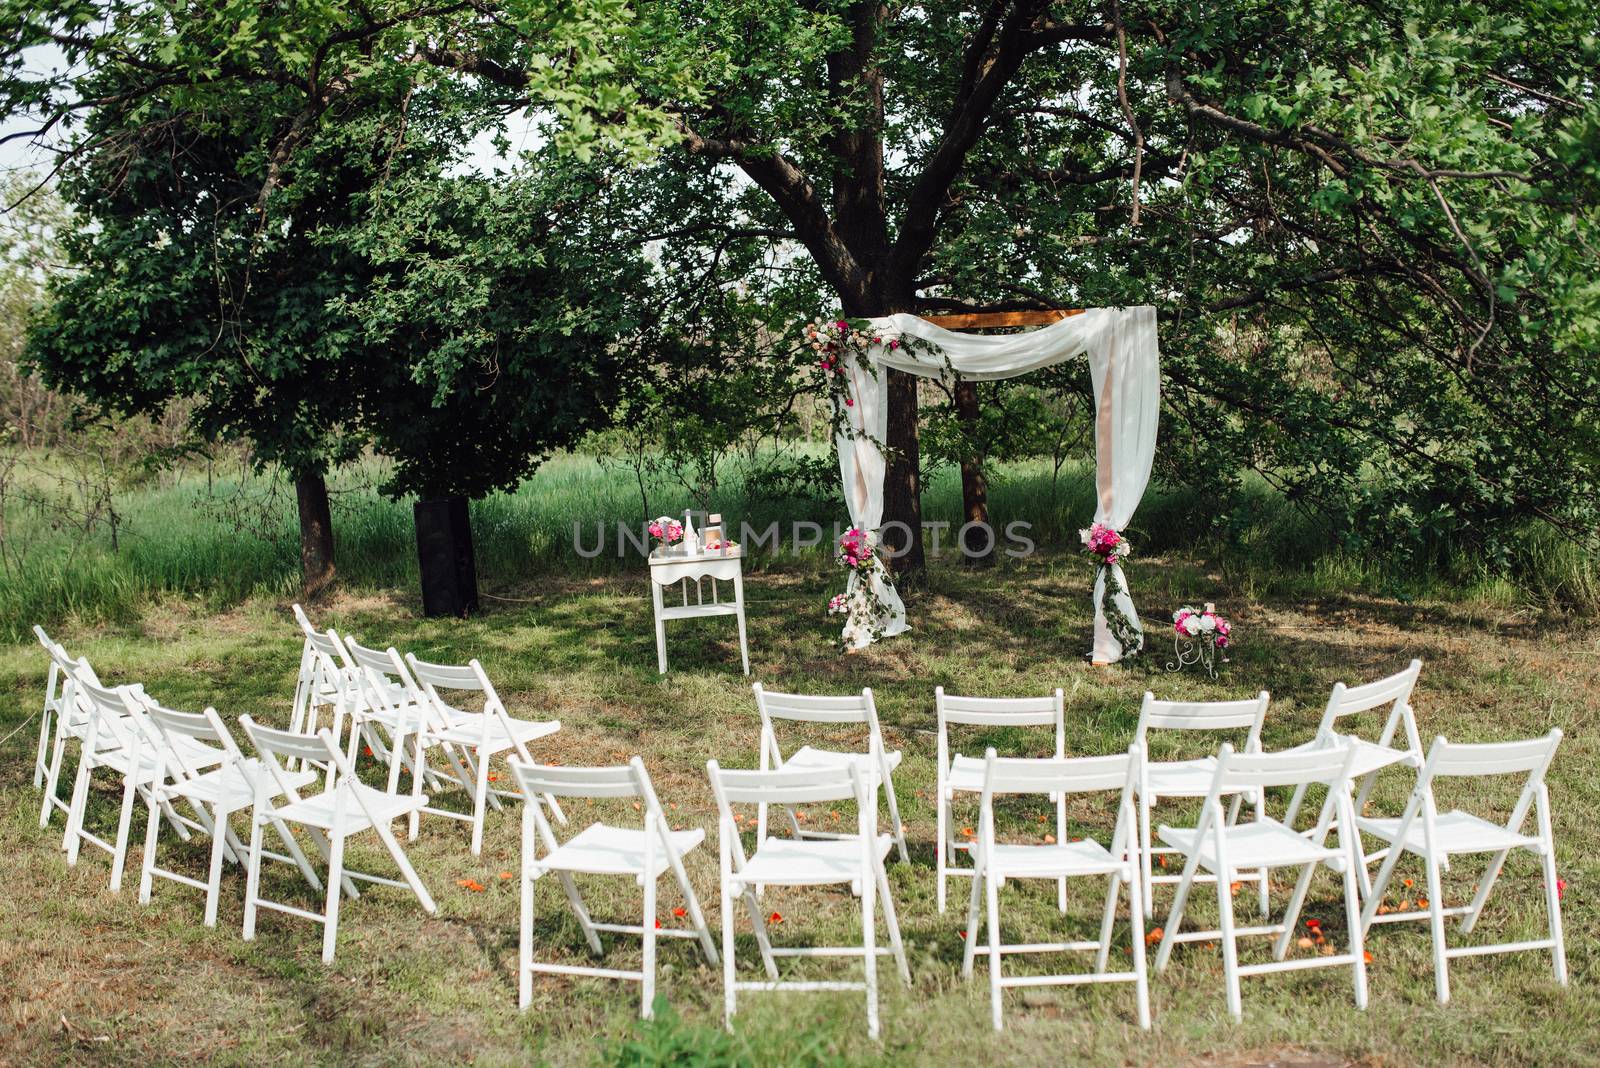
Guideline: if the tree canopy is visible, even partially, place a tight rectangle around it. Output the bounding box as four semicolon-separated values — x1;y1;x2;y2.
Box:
6;0;1598;574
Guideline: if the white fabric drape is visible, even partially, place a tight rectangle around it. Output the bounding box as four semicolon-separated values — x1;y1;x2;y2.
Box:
836;354;908;648
833;306;1159;660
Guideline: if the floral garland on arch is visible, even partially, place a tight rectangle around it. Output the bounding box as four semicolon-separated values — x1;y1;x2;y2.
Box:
827;526;893;649
1081;522;1143;657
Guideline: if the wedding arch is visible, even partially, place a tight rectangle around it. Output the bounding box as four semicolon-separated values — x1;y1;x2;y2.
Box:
828;306;1160;663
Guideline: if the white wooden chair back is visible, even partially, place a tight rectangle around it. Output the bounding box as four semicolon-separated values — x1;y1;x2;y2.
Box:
978;746;1142;854
937;687;1064;759
1135;691;1269;752
708;762;867;876
145;701;243;763
238;715;348;810
70;669;149;755
1317;658;1424;751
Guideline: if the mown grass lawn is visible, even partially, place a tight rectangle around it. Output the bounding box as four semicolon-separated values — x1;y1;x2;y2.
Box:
1;551;1593;1066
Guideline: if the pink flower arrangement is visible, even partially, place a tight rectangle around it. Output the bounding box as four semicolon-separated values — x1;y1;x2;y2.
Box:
1173;604;1232;648
647;516;684;545
837;527;875;569
828;593;848;615
1080;522;1129;565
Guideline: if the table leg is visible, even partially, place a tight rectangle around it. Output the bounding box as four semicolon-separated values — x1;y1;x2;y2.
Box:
733;570;750;676
651;581;668;674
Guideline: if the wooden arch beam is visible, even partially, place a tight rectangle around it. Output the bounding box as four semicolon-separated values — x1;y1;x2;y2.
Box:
919;308;1085;330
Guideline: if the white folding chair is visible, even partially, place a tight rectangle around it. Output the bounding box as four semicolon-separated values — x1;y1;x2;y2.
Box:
341;637;473;797
1134;691;1271;920
752;684;908;864
288;615;363;765
61;672;226;892
1154;743;1367;1022
508;757;717;1018
1358;730;1566;1004
238;715;437;963
707;760;910;1039
960;746;1150;1032
137;702;321;926
31;625;73;790
334;632;433;772
405;652;563;855
35;636;105;829
290;604;340;737
1285;660;1425;895
934;687;1065;913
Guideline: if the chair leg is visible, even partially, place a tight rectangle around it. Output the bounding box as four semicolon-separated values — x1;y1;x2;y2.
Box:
370;818;437;914
1343;848;1369;1010
985;869;1003;1032
862;851;880;1040
203;807;230;927
519;807;536;1010
242;812;265;942
1155;851;1202;972
39;730;68;829
1541;845;1568;986
1460;847;1511;934
641;871;658;1020
1139;794;1155;919
720;869;736;1031
743;888;780;979
1216;865;1243;1022
63;752;94;861
1094;871;1119;974
470;746;491;856
667;854;719;966
555;872;604;956
1425;851;1450;1004
882;781;909;864
961;861;984;978
138;786;162;905
874;860;910;983
1273;860;1319;961
1128;869;1151;1030
33;706;52;789
409;732;426;842
935;795;948;914
322;831;346;964
108;772;140;893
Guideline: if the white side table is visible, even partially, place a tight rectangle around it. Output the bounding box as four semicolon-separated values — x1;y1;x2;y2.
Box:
648;545;749;675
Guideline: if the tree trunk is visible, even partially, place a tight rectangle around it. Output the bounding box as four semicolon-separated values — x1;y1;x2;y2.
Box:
413;495;479;618
881;368;926;583
954;378;994;567
295;472;336;599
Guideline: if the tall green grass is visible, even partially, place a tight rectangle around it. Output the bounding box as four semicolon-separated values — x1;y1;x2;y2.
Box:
3;451;1595;642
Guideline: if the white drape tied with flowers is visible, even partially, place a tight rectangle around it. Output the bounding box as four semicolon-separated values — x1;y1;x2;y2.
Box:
832;306;1160;660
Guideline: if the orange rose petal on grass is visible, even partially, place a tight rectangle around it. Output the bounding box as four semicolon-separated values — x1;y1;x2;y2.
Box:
1297;937;1314;949
768;912;783;925
673;907;687;918
1403;878;1414;888
1364;950;1374;964
1043;834;1056;844
498;871;514;880
1145;927;1164;945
